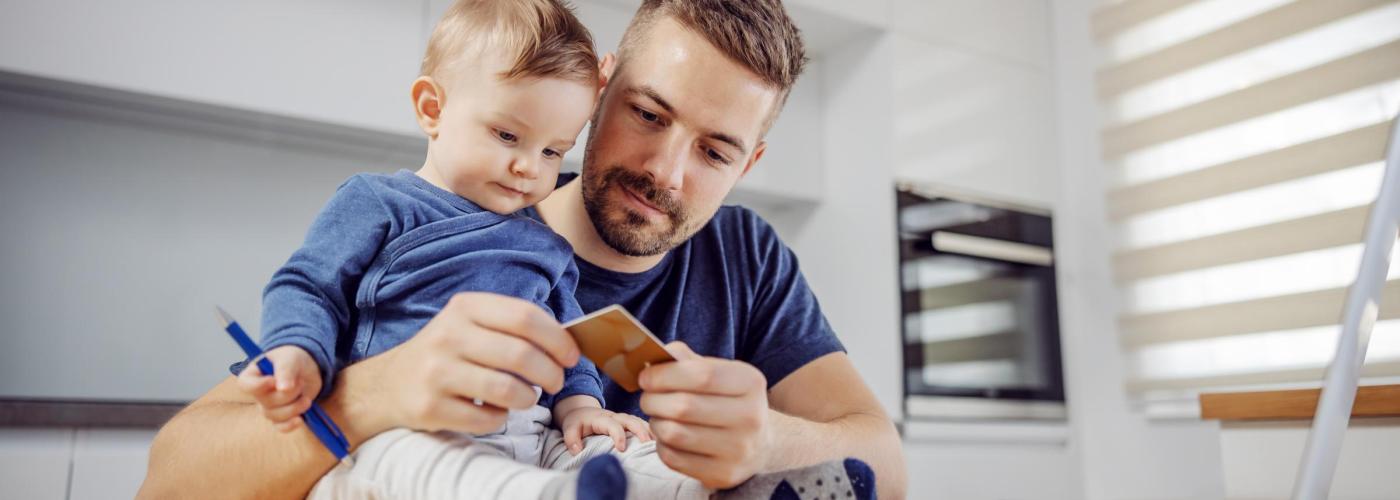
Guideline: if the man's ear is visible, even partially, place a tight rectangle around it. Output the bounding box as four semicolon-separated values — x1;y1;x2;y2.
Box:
410;76;446;139
740;141;766;178
597;53;616;99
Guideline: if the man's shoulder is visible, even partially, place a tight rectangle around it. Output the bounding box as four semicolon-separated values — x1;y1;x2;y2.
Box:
711;203;758;221
697;205;786;258
703;204;776;239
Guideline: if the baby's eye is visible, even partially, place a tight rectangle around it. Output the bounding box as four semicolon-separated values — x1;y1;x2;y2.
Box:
496;130;518;143
542;148;561;159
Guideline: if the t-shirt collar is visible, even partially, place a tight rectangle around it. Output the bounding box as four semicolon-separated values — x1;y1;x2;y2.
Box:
573;249;675;286
393;169;488;215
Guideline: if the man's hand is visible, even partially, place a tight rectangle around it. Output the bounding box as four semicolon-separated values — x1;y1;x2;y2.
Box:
351;292;582;436
638;342;771;489
236;346;322;433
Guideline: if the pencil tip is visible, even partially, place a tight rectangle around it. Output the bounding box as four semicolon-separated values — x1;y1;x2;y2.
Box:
215;306;233;326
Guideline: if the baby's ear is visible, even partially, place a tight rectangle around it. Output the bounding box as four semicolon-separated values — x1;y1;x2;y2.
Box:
410;76;445;138
597;53;616;98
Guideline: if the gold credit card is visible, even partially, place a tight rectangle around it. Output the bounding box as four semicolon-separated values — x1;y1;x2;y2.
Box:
563;304;675;392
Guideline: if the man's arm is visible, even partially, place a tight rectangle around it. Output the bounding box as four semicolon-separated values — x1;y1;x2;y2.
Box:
640;346;908;499
139;293;581;499
139;375;370;499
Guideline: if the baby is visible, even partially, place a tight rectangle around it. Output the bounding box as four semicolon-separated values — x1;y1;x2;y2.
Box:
236;0;694;498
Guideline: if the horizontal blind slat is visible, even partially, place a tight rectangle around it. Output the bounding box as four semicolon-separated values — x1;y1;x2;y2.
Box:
1108;123;1390;218
1121;280;1400;346
1091;0;1198;41
1102;39;1400;158
1114;206;1371;281
1097;0;1394;96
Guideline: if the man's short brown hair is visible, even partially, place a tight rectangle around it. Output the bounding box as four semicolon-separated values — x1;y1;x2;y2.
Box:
618;0;808;115
421;0;599;84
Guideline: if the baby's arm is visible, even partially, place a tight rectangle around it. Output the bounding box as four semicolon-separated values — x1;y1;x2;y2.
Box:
237;346;323;432
247;176;392;425
552;394;652;454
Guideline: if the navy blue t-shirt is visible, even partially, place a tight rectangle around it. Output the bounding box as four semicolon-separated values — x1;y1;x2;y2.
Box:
522;173;845;419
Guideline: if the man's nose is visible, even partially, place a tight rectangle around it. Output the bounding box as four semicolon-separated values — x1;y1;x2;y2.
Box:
509;154;539;180
642;131;687;192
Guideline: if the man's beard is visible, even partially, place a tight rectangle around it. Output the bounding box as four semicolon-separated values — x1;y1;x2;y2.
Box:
580;161;692;257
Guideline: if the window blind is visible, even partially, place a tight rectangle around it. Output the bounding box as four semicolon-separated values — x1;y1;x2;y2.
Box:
1090;0;1400;414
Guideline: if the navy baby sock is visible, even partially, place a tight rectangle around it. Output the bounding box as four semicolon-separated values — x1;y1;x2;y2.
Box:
576;454;627;500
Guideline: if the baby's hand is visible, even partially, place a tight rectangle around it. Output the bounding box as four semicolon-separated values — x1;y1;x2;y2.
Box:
235;346;322;433
561;406;652;455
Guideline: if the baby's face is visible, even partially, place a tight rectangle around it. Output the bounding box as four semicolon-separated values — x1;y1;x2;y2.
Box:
427;66;596;215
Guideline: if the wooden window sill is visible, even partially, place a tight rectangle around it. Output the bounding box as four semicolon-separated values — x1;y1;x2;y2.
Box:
1200;384;1400;421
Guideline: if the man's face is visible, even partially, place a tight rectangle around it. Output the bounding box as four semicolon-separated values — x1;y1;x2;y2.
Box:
580;18;781;257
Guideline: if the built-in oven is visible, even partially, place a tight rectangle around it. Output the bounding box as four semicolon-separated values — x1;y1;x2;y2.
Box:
896;183;1066;420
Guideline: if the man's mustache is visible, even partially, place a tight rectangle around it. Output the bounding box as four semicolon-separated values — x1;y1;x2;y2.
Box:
605;168;684;220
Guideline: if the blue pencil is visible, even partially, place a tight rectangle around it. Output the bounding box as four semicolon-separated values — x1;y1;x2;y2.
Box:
216;306;353;463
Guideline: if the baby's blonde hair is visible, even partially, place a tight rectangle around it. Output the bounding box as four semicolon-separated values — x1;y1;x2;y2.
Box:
421;0;598;85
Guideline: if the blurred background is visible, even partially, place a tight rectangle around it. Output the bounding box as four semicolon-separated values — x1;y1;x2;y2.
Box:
1;0;1398;498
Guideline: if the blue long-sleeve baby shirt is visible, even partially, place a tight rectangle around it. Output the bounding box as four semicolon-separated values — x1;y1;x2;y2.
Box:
258;169;602;407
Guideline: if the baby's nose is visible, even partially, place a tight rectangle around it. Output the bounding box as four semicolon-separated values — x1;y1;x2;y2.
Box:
509;156;539;180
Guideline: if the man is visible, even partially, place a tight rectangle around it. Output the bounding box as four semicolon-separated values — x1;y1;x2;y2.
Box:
139;1;908;498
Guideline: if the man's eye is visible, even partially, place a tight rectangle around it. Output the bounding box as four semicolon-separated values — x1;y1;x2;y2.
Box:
706;148;730;165
634;106;659;123
496;130;517;143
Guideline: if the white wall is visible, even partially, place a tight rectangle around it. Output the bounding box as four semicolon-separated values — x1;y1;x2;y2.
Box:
0;87;418;401
0;0;425;136
1047;0;1224;499
1219;420;1400;499
890;0;1060;209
